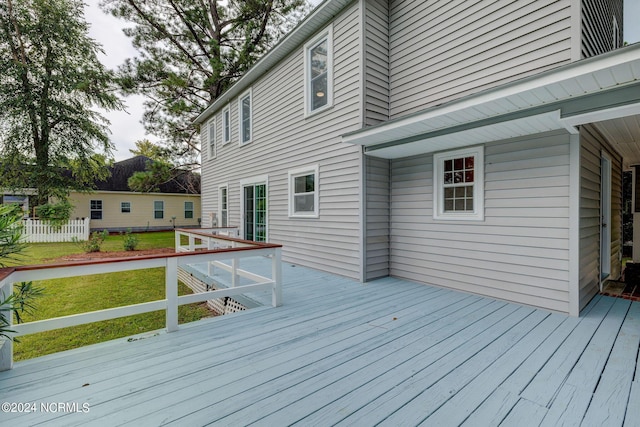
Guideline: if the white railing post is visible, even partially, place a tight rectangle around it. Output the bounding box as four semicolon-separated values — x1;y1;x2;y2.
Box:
189;235;195;251
231;256;239;288
165;258;179;332
272;248;282;307
0;278;14;371
174;230;181;252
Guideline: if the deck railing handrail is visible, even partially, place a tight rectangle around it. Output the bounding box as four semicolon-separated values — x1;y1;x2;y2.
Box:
0;238;282;371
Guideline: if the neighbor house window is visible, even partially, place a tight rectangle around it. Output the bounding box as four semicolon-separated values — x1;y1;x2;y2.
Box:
184;201;194;219
207;118;216;160
90;200;102;220
433;146;484;221
222;105;230;144
154;201;164;219
239;90;252;144
288;165;319;217
121;202;131;213
219;185;228;227
305;25;333;115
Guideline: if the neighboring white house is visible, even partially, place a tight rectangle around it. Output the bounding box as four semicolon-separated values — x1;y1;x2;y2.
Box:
195;0;640;316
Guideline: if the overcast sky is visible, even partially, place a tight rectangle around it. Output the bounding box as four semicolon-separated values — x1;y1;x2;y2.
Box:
84;0;640;161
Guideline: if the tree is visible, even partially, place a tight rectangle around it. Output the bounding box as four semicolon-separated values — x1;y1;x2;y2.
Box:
129;138;171;162
101;0;312;166
0;0;123;206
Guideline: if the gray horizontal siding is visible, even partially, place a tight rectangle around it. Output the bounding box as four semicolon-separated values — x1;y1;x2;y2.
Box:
389;131;572;313
200;3;364;280
581;0;623;58
579;124;622;310
364;0;389;127
388;0;572;119
365;156;390;280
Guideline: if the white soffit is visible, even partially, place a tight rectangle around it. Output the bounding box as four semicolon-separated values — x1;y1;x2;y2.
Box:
345;44;640;158
367;111;566;159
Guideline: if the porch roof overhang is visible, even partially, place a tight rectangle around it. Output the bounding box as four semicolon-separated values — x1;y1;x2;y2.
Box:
343;43;640;160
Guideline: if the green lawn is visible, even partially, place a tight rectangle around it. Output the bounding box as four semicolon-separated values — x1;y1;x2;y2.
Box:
10;231;213;361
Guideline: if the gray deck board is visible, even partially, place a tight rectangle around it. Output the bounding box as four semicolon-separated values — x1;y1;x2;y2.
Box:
0;261;638;426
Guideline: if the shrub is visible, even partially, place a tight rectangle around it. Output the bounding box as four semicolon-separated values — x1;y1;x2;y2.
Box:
35;200;73;228
121;229;139;251
74;230;109;253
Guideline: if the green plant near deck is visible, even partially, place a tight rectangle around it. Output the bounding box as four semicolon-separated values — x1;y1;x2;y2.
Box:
74;229;109;253
121;229;139;251
0;204;42;341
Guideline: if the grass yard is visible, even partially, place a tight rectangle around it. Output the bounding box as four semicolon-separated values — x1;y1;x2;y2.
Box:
10;231;214;361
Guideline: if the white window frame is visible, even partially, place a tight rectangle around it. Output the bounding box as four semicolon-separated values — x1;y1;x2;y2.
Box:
433;146;484;221
154;200;164;219
238;89;252;145
304;24;333;117
222;105;231;145
240;175;268;242
218;184;229;227
288;165;319;218
184;201;194;219
121;201;131;213
90;199;103;220
207;118;216;160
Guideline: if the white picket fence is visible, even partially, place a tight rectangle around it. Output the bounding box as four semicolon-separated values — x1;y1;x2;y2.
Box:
20;218;91;243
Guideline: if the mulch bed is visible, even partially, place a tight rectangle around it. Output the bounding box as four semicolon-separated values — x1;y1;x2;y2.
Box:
48;247;175;263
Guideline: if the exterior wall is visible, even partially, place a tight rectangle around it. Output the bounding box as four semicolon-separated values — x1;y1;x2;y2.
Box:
579;124;623;310
389;131;572;313
581;0;624;58
71;191;202;231
387;0;573;119
365;155;390;280
200;3;364;279
364;0;389;126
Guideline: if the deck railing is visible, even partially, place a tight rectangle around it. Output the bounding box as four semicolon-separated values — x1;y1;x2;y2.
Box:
175;227;241;252
0;235;282;371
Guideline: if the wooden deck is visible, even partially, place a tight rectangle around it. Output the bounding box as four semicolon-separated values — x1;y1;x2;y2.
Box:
1;261;639;426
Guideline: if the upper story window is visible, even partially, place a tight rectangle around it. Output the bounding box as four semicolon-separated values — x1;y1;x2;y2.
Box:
207;118;216;160
239;90;252;144
433;146;484;221
305;25;333;116
222;105;231;144
90;200;102;220
288;165;319;218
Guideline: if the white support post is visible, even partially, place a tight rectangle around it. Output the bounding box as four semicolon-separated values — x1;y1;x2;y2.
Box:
0;279;14;371
188;235;195;252
165;257;179;332
272;248;282;307
174;231;181;253
231;256;239;288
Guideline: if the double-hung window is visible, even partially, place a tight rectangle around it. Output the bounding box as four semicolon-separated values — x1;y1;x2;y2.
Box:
222;105;230;144
121;202;131;213
154;201;164;219
304;25;333;115
90;200;102;220
239;90;252;144
207;118;216;160
288;165;319;218
433;146;484;221
184;201;194;219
